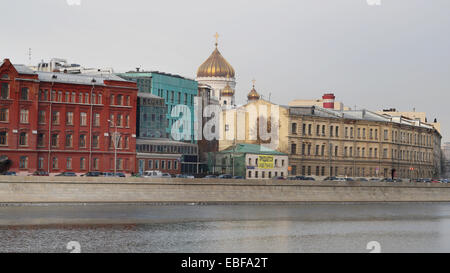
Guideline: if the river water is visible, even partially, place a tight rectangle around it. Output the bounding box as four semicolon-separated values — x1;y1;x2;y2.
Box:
0;203;450;253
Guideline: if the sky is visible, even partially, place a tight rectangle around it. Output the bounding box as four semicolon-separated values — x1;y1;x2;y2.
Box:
2;0;450;142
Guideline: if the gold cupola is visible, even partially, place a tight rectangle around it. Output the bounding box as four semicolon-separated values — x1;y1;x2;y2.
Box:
247;80;260;101
221;83;235;97
197;33;235;78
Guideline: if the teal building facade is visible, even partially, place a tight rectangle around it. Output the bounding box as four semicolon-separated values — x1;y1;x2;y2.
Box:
117;71;198;143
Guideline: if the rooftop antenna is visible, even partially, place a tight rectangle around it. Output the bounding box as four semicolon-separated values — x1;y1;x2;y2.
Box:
28;48;32;65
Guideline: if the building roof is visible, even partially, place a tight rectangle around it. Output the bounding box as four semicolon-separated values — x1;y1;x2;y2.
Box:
220;144;287;156
289;106;438;132
136;138;197;146
12;64;36;75
138;92;163;99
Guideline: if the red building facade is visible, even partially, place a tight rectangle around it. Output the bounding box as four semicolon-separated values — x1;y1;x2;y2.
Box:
0;59;138;175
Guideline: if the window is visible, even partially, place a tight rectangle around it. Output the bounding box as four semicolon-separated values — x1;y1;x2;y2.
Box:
80;112;87;126
20;88;29;100
0;108;8;122
174;161;178;170
117;114;123;127
291;123;297;134
37;133;45;147
66;157;72;169
80;157;86;170
19;132;27;146
65;92;70;102
291;143;297;154
124;136;129;149
85;93;89;103
93;135;99;148
1;83;9;99
148;160;153;169
38;157;44;169
66;112;74;125
110;94;115;105
58;91;62;102
20;109;29;123
65;134;73;147
0;132;7;145
51;134;59;147
72;92;76;103
126;96;130;106
126;115;129;127
52;111;60;125
117;95;123;105
38;111;45;124
302;124;306;136
93;158;99;170
330;126;334;137
79;134;86;148
79;93;83;103
335;126;339;137
52;157;58;169
94;113;100;126
19;156;28;169
98;94;102;104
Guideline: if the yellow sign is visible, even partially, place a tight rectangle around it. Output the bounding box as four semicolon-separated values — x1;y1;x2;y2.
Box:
258;155;274;169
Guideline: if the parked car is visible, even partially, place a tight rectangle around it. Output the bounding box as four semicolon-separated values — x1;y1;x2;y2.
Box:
440;179;449;184
161;173;172;178
55;172;77;177
81;172;102;177
233;176;245;180
175;174;194;179
295;176;306;180
102;172;115;177
331;177;347;182
143;171;164;178
422;178;432;183
114;172;126;178
369;178;381;182
30;171;49;176
355;178;368;182
324;176;337;181
304;177;316;181
203;175;218;179
345;177;355;181
272;176;285;180
395;178;403;183
287;176;298;180
2;171;16;176
218;174;233;179
381;178;394;182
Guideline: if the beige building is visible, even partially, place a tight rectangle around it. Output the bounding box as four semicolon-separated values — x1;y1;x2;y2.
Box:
288;106;442;179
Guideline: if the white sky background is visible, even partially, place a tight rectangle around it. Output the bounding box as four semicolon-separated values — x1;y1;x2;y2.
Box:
2;0;450;142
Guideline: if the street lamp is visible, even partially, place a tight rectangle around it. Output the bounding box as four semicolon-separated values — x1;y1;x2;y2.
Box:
108;119;121;176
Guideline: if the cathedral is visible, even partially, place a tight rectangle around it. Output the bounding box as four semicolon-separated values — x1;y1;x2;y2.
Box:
196;33;261;108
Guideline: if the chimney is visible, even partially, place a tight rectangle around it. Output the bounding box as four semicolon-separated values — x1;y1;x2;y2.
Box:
322;93;335;109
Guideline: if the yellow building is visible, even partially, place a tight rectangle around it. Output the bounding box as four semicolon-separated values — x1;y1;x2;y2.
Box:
288;106;442;179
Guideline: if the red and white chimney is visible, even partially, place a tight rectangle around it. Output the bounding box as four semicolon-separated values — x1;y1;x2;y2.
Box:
322;93;335;109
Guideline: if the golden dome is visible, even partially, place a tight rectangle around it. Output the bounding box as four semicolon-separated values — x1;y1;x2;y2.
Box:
247;86;260;101
221;83;234;97
197;46;235;78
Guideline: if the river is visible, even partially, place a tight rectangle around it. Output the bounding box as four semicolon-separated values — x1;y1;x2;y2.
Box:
0;203;450;253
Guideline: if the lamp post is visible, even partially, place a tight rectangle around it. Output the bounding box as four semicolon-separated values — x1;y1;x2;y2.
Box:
108;119;120;176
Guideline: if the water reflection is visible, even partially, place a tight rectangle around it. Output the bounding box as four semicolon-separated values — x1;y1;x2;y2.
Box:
0;203;450;253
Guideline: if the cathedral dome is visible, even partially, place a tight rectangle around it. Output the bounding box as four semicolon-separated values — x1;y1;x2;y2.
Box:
221;83;234;97
247;85;260;101
197;46;235;78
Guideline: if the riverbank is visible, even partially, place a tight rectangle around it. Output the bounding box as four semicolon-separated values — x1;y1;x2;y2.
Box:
1;176;450;203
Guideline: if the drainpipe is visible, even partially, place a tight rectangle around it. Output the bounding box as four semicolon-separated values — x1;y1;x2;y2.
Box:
47;80;54;173
88;79;95;172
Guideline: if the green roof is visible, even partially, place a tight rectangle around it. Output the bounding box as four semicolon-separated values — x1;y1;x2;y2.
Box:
220;144;286;156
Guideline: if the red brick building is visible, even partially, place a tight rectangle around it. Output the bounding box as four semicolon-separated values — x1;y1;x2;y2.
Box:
0;59;138;175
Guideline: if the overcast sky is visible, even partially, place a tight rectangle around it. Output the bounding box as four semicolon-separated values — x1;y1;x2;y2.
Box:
2;0;449;142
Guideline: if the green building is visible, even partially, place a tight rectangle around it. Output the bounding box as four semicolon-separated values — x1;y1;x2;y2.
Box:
214;144;289;179
117;71;198;143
